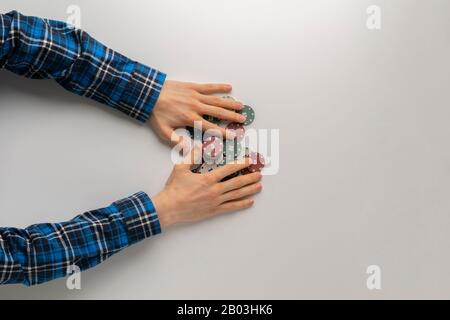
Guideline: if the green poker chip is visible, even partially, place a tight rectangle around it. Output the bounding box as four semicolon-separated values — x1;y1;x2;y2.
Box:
238;104;255;126
203;114;221;125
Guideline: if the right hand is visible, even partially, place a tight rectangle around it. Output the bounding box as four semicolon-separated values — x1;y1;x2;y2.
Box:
152;155;262;229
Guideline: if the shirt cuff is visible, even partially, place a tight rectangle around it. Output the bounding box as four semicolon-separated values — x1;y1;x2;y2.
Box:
119;62;166;123
113;191;161;245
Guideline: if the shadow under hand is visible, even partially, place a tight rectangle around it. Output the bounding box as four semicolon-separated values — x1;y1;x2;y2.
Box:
0;71;142;128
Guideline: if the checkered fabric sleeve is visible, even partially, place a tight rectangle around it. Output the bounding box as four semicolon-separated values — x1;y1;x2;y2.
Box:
0;11;166;122
0;192;161;286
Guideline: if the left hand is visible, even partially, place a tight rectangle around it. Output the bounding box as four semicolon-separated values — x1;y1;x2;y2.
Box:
149;80;246;143
152;151;262;229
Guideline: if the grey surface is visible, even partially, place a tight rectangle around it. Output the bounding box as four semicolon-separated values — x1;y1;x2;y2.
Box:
1;0;450;299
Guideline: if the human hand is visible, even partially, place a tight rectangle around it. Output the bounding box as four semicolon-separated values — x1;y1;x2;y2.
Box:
152;151;262;228
149;80;245;143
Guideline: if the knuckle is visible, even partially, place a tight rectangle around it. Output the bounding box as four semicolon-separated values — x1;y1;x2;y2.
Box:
187;113;198;122
189;99;198;108
213;184;223;194
206;188;216;198
181;111;191;121
209;186;221;197
234;190;243;198
204;174;216;184
196;101;204;109
243;176;253;184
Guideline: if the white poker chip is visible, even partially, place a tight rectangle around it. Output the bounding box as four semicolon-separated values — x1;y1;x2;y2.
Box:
198;162;220;174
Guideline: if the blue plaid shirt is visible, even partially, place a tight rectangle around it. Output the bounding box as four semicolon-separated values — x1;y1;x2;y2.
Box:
0;11;166;286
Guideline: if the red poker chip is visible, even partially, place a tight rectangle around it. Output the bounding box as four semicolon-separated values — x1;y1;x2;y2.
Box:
226;122;245;141
221;171;240;182
242;152;265;174
202;136;223;159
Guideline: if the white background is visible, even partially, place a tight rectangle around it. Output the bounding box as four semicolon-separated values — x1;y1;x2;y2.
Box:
1;0;450;299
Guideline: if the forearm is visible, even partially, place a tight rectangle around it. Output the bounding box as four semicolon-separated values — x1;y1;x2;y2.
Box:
0;10;166;122
0;192;161;286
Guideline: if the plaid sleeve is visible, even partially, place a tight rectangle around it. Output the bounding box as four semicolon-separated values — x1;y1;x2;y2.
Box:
0;192;161;286
0;11;166;123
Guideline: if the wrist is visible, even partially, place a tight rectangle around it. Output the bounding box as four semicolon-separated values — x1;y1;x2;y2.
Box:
152;192;177;229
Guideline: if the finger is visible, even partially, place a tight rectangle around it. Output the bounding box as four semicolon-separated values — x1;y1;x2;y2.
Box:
199;95;243;111
201;119;237;140
208;158;251;181
212;199;254;216
149;116;173;142
219;172;262;193
220;183;262;203
155;123;177;144
190;83;232;94
164;126;185;147
200;104;245;123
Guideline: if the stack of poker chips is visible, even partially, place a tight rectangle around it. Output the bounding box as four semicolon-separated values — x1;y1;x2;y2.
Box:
187;96;265;179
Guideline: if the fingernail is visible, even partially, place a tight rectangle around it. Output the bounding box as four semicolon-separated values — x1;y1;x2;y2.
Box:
236;102;244;110
239;115;246;122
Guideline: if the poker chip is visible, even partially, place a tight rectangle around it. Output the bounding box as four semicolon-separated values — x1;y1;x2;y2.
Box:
226;122;245;141
187;126;194;139
187;126;202;140
191;163;203;173
238;105;255;126
193;97;262;178
221;171;240;182
241;152;265;174
198;162;220;174
224;140;242;162
203;114;221;125
202;136;224;161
